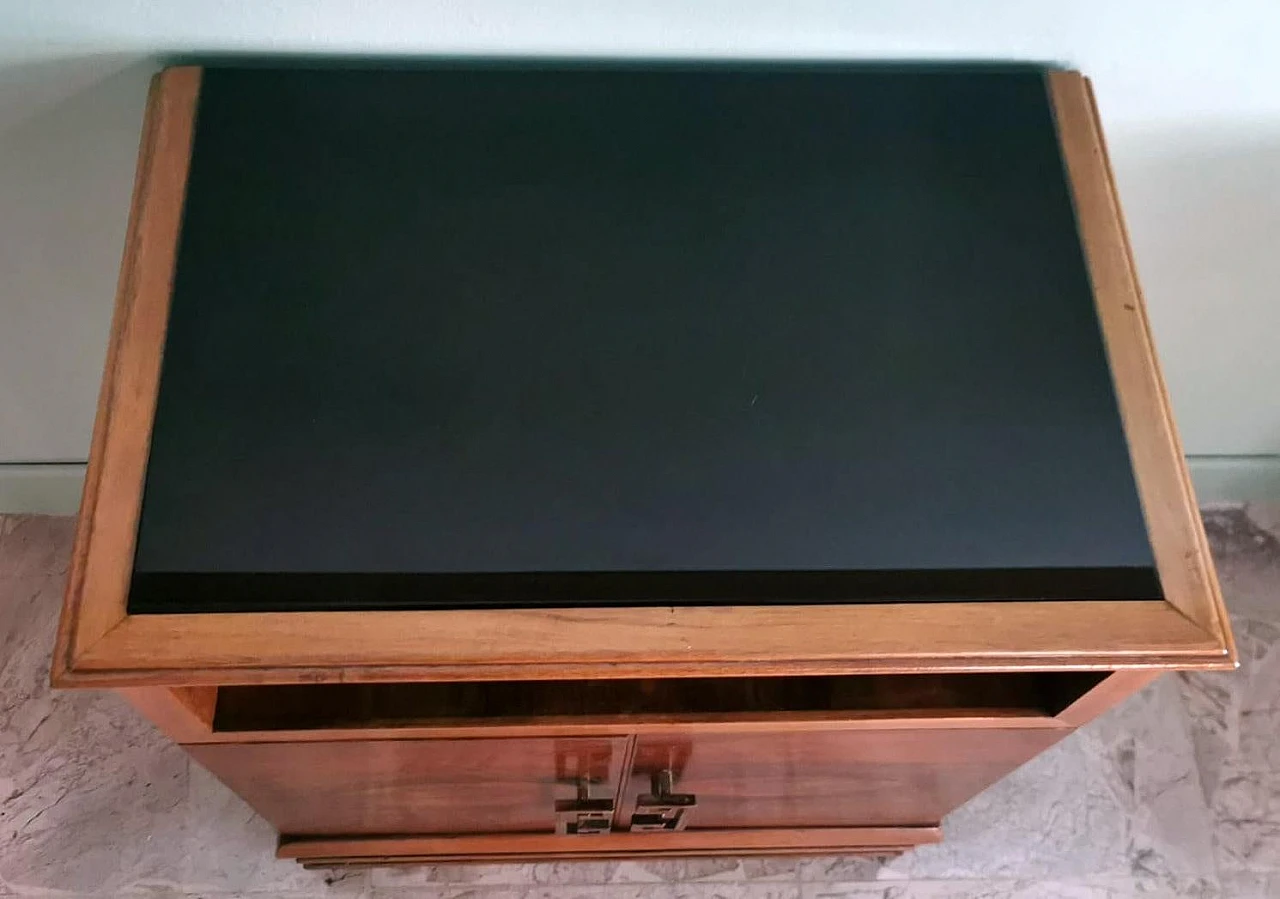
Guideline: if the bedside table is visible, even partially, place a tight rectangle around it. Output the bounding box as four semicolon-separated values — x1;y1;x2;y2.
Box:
53;62;1234;866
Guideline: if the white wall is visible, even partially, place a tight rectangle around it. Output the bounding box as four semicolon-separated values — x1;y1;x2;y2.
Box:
0;56;150;462
1;1;1278;470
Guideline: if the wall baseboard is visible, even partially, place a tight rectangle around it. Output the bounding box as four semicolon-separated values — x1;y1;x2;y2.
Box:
1;456;1277;517
0;464;86;516
1185;455;1280;507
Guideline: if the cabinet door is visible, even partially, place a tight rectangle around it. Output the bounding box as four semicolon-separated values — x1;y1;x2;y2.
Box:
621;728;1062;831
189;737;626;836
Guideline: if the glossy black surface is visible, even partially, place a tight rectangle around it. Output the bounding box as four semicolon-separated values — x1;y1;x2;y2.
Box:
131;63;1159;612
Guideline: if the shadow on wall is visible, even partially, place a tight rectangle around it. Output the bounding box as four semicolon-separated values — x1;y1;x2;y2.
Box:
0;55;155;463
1113;128;1280;456
0;56;1277;463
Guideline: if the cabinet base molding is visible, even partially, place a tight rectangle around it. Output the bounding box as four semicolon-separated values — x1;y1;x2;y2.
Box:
279;827;942;867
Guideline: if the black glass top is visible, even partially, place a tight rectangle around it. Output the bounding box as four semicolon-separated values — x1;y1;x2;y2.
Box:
130;63;1160;613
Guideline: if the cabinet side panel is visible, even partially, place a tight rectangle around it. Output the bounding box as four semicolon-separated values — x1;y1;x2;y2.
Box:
118;686;216;741
1054;669;1161;728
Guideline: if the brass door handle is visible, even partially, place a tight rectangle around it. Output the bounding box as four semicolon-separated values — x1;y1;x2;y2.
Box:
630;769;697;832
554;779;615;835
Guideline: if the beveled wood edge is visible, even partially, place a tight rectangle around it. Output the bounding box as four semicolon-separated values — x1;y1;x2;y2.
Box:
1047;71;1236;665
59;599;1229;688
52;66;202;686
54;65;1235;690
1053;669;1162;729
277;826;943;862
176;709;1068;745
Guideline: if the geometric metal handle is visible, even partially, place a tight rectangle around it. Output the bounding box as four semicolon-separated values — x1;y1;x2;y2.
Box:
554;779;615;836
629;769;697;832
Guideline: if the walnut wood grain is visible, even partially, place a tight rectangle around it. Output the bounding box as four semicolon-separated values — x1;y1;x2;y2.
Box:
187;737;627;836
619;728;1063;831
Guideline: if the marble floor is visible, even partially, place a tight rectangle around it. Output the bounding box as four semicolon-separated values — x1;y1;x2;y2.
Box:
2;506;1279;899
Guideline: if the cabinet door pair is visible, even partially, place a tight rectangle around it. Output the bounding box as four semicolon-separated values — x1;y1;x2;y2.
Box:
190;727;1061;838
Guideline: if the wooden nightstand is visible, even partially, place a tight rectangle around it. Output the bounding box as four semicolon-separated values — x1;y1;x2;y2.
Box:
53;62;1235;867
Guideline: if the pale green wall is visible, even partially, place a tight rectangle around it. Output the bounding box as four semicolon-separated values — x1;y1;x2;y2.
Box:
1;1;1276;502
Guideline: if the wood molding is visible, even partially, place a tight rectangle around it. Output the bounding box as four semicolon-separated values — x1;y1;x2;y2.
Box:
1047;70;1236;666
278;826;942;863
52;66;202;686
62;598;1225;687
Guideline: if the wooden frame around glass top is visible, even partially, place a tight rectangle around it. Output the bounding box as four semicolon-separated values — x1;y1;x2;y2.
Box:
52;67;1235;689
